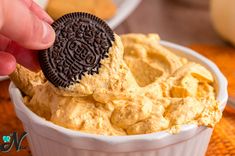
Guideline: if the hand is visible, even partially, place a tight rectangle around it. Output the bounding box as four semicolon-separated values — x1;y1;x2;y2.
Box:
0;0;55;76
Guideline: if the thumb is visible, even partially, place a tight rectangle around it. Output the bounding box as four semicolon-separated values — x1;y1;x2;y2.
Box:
0;0;55;50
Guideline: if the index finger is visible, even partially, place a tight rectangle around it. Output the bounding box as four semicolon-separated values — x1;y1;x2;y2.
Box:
21;0;53;24
6;41;40;72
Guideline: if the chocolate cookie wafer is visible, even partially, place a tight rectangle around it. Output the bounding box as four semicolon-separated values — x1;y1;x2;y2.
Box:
38;12;115;88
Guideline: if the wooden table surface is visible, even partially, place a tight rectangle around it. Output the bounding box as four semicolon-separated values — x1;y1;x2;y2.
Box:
0;0;235;155
115;0;227;46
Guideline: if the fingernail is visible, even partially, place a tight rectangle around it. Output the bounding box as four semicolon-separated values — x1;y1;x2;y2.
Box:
42;21;55;44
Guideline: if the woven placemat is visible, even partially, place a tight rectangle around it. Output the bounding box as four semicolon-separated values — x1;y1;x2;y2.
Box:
206;106;235;156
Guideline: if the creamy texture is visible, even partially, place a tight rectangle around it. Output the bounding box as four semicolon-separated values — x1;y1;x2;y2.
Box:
10;34;222;136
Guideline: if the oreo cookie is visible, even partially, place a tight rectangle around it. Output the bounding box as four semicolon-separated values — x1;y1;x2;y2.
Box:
38;12;115;88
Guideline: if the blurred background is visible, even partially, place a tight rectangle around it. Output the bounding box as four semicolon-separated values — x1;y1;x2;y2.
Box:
115;0;224;45
36;0;234;46
0;0;235;155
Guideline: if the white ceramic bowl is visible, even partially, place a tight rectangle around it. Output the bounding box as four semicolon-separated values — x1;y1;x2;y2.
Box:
34;0;141;29
34;0;48;9
9;41;228;156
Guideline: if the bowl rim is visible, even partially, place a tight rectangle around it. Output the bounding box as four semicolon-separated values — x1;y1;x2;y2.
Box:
9;40;228;149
